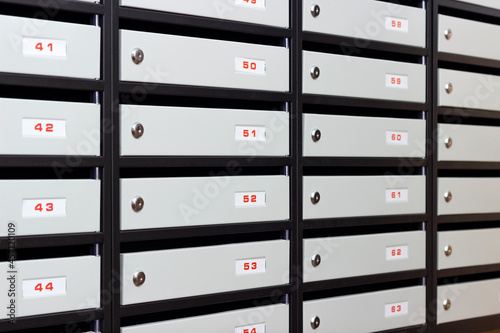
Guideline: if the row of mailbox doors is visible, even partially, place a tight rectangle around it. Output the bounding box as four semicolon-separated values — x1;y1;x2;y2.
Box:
6;175;500;235
5;97;500;161
3;238;500;328
6;175;500;236
5;11;500;105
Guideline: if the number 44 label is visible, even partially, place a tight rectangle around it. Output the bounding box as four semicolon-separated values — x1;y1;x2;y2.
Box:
23;277;66;298
235;323;266;333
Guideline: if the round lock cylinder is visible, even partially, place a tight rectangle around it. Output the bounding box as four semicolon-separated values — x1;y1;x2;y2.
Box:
444;29;453;40
131;122;144;139
310;315;320;329
131;196;144;212
311;129;321;142
311;254;321;267
310;4;320;17
445;82;453;94
444;137;453;149
131;48;144;64
443;298;451;311
444;191;452;203
133;271;146;286
444;245;453;257
311;191;321;205
310;66;320;80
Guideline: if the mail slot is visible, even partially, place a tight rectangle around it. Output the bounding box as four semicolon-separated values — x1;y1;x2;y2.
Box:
455;0;500;9
121;304;288;333
0;179;100;237
303;176;426;219
303;114;425;158
121;240;290;305
0;256;100;319
304;231;425;282
438;124;500;162
437;278;500;324
120;0;288;28
438;68;500;112
0;15;100;79
121;176;289;230
303;0;425;47
120;30;289;92
303;51;426;103
303;286;425;332
437;178;500;216
0;98;100;156
439;15;500;61
120;105;289;156
438;228;500;270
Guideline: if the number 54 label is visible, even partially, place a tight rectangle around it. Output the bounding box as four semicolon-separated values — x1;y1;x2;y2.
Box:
235;323;266;333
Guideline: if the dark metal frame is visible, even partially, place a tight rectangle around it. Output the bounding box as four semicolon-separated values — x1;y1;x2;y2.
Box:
1;0;500;332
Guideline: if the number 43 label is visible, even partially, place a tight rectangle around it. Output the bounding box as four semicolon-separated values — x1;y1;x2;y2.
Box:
235;323;266;333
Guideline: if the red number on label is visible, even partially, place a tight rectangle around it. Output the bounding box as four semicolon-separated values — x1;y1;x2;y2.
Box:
35;43;43;51
392;20;396;27
35;123;43;132
46;203;54;212
45;282;54;291
397;134;402;140
250;62;256;70
251;329;257;333
397;78;401;85
391;192;396;199
251;195;257;203
397;249;402;255
392;249;402;257
397;305;402;312
391;78;395;84
243;129;249;137
397;21;402;28
46;124;53;132
392;249;396;256
244;262;250;270
47;43;53;52
391;77;401;85
35;203;43;212
243;195;249;203
244;330;249;333
251;262;257;270
243;61;249;69
251;130;256;137
35;283;43;292
391;306;396;312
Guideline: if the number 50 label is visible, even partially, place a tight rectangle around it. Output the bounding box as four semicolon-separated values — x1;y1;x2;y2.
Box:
235;57;266;75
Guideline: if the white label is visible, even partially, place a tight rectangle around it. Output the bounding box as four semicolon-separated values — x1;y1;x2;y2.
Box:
235;323;266;333
23;277;67;298
235;258;266;275
23;38;67;57
235;0;266;10
386;245;409;260
385;189;409;203
385;301;409;317
235;57;266;75
385;74;408;89
386;131;409;145
22;199;67;218
22;118;66;137
235;126;266;141
385;17;409;32
235;192;266;207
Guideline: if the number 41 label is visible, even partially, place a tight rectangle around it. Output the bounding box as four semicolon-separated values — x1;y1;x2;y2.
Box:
23;37;67;57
